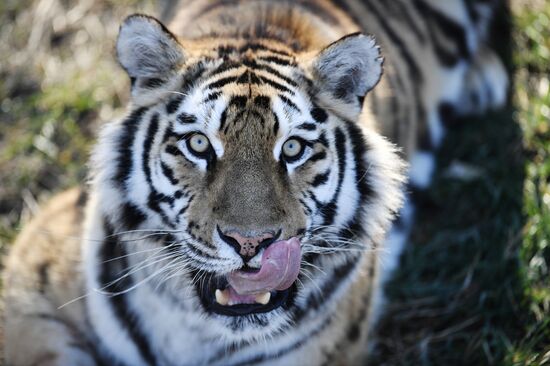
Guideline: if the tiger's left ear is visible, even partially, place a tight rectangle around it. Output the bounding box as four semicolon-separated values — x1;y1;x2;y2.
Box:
308;33;383;119
117;14;186;105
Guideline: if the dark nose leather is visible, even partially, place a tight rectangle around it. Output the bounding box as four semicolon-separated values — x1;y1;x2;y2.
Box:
217;226;281;260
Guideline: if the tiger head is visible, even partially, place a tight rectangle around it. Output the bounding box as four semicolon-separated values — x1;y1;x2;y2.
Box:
93;14;405;341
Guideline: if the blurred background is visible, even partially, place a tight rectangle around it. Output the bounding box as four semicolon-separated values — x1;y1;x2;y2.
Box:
0;0;548;365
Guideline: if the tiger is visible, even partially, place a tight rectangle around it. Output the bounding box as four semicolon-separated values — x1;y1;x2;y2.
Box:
3;0;507;365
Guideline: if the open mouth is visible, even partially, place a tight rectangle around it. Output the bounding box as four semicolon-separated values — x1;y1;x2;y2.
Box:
197;237;301;316
198;276;297;316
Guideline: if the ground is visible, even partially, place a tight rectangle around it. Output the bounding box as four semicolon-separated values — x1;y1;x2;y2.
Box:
0;1;548;365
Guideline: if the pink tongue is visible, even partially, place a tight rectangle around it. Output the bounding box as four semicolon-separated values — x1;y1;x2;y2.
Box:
227;237;301;295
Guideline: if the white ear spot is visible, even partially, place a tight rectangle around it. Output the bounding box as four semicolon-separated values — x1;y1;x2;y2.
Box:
116;14;184;78
312;33;383;102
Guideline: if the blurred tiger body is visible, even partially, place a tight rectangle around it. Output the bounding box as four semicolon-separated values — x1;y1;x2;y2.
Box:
3;1;506;365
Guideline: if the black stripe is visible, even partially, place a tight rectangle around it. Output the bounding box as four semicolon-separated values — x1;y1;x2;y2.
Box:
219;109;228;131
309;150;327;163
297;122;316;131
307;190;323;211
142;114;159;187
162;127;173;144
344;120;374;203
217;44;237;56
272;113;280;135
141;78;164;89
160;162;178;185
364;0;422;78
236;70;250;84
209;61;242;78
76;189;88;207
177;202;190;217
250;72;262;85
310;107;328;123
165;145;182;156
181;62;207;91
221;63;297;91
413;0;470;66
142;115;175;227
318;132;329;147
229;95;248;109
464;0;480;23
379;0;426;43
256;55;295;66
238;42;292;56
207;75;239;89
279;95;299;111
311;170;330;187
166;95;184;114
99;221;157;366
363;0;425;126
177;113;197;124
324;121;374;248
113;107;148;188
250;62;298;87
292;254;361;324
253;95;271;109
299;198;313;215
320;127;347;225
119;202;147;230
259;76;294;94
204;91;222;102
37;263;50;294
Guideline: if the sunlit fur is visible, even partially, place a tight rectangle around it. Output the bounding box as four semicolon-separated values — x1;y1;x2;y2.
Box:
3;1;507;365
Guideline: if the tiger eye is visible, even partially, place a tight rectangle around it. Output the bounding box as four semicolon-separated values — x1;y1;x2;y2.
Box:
282;139;302;158
189;134;210;153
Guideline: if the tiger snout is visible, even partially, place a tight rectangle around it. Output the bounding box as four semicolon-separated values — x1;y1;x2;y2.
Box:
216;226;281;261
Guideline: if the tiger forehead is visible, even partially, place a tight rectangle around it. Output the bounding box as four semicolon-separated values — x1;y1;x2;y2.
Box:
193;38;298;62
220;95;279;142
190;40;305;140
195;40;302;96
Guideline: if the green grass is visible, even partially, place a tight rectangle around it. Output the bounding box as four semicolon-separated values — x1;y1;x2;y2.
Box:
0;67;99;245
507;2;550;364
0;0;155;247
0;1;548;365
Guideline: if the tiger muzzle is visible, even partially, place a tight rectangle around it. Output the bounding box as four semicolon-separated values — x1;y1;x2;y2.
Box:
200;228;302;316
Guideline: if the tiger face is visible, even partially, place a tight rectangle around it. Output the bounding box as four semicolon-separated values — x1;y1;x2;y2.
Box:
94;14;402;340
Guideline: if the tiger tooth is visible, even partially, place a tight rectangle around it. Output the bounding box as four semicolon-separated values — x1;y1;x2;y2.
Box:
215;289;229;306
255;292;271;305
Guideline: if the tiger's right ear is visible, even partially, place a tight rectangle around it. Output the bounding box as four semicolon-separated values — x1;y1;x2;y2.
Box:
306;33;383;120
116;14;185;105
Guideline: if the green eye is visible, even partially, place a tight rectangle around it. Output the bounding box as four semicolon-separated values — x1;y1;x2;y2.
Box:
282;138;304;160
188;133;210;154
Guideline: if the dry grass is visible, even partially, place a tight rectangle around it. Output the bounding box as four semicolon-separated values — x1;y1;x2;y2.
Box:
0;0;156;247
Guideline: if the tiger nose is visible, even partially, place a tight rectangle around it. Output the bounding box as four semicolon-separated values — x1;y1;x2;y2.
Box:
217;227;280;260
